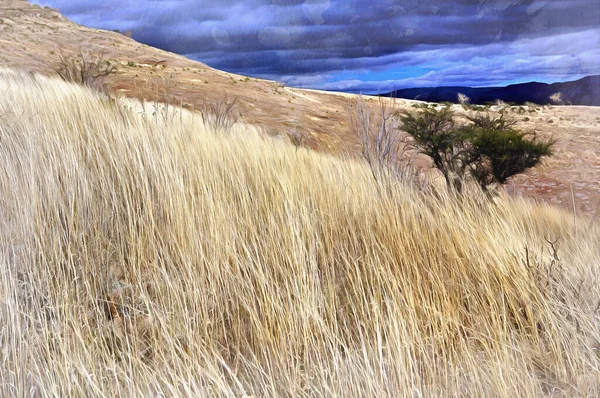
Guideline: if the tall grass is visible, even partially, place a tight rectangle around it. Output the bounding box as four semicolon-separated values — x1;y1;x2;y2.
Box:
0;69;598;397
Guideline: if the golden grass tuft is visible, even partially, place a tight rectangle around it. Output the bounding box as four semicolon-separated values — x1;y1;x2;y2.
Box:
0;69;598;397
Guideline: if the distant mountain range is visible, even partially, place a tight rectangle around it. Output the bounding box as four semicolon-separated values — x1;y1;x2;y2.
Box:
382;76;600;106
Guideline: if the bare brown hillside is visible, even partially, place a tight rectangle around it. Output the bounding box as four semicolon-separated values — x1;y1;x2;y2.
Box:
1;0;598;215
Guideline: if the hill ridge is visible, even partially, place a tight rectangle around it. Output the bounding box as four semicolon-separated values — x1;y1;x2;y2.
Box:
384;75;600;106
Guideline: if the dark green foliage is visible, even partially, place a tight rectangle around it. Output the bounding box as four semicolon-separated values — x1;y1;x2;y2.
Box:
399;108;554;193
399;106;477;193
471;124;554;187
467;112;516;131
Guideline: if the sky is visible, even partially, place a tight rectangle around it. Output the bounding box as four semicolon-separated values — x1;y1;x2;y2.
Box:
32;0;600;93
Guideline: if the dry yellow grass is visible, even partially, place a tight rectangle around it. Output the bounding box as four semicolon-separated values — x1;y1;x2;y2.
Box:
0;69;599;397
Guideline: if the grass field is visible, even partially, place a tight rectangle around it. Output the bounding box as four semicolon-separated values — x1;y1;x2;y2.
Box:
0;69;598;397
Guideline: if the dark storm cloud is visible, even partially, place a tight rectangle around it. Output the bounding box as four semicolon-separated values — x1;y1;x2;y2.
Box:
33;0;600;91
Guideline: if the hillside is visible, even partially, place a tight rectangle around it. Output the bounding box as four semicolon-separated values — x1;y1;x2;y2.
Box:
0;0;360;153
0;0;599;217
1;68;599;397
384;76;600;106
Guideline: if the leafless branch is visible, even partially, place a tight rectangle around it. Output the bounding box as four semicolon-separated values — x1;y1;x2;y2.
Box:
53;49;115;89
199;95;239;133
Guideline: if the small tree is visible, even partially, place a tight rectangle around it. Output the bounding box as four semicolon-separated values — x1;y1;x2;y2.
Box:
399;106;477;193
399;108;554;193
465;113;554;189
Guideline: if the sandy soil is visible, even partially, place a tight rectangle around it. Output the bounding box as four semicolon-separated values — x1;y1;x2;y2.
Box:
1;0;599;216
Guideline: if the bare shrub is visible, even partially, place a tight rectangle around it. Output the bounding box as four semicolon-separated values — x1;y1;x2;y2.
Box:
348;95;418;185
286;123;307;152
457;92;470;105
53;49;115;88
199;95;239;133
494;98;507;107
549;92;564;105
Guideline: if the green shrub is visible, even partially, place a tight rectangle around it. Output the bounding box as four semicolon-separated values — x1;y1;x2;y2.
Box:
399;106;477;193
399;109;554;193
470;123;554;188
